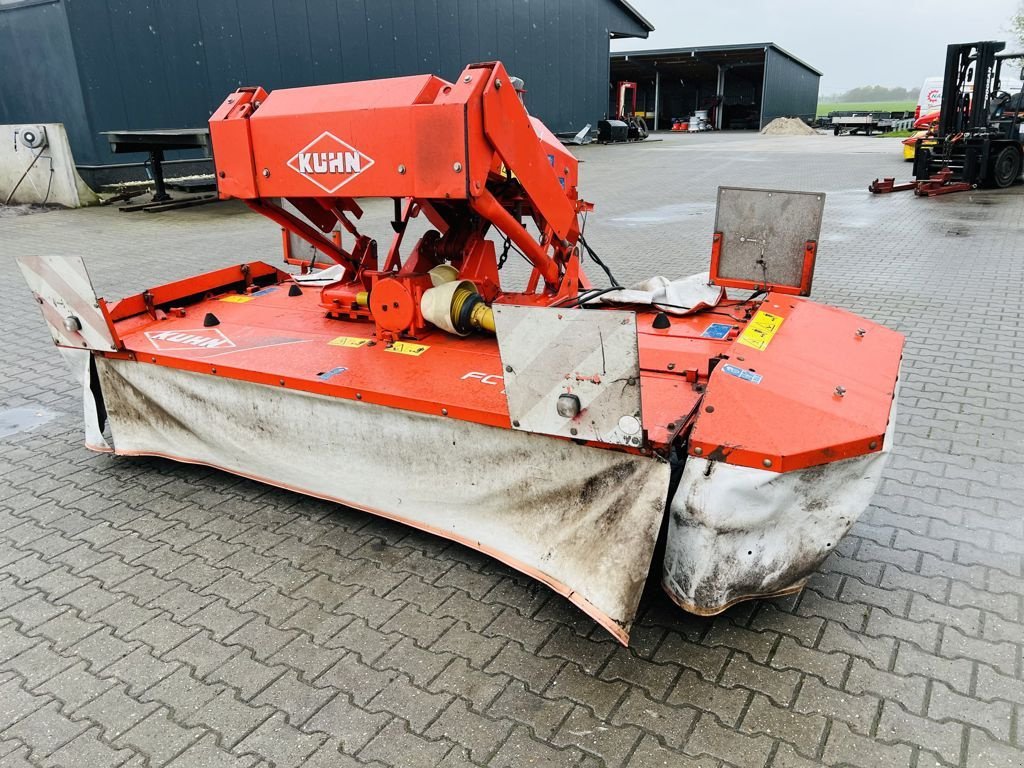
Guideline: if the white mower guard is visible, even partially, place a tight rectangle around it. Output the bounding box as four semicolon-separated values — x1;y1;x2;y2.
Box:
93;357;671;643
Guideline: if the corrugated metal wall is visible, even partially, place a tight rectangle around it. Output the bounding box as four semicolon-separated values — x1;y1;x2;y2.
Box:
0;0;647;172
0;1;92;156
761;47;819;127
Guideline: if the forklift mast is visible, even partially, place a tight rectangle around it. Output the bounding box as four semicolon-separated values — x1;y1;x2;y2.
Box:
937;41;1003;135
936;41;1024;139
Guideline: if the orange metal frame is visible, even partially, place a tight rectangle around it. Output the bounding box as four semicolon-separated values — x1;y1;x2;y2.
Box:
85;62;903;475
209;62;586;306
708;232;818;297
98;268;901;474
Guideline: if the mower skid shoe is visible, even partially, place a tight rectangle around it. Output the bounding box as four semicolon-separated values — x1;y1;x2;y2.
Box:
93;357;672;644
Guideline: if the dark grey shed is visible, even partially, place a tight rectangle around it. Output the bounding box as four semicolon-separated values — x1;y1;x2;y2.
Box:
0;0;652;186
610;43;821;130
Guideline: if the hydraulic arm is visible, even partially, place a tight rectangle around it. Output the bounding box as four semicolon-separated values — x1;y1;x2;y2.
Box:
210;62;592;341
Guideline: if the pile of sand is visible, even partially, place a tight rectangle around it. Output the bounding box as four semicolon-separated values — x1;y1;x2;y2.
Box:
760;117;817;136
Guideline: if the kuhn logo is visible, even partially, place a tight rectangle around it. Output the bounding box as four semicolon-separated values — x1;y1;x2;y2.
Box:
144;329;235;351
287;131;374;193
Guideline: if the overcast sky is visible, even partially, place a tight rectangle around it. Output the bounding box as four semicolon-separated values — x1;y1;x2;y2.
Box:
612;0;1022;94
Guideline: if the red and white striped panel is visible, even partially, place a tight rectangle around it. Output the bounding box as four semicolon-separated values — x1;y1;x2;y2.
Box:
17;256;118;351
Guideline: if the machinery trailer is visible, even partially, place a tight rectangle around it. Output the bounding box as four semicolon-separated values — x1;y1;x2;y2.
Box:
19;63;903;643
829;111;913;136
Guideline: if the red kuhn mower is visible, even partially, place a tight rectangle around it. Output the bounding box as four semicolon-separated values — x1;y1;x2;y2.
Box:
19;62;902;643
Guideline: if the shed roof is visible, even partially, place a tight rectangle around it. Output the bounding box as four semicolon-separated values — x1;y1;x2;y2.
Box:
611;1;655;35
611;43;822;77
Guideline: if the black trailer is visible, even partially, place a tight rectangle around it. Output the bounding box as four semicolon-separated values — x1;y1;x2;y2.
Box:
913;41;1024;188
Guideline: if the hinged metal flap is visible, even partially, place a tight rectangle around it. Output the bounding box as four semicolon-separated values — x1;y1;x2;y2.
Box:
493;305;643;447
17;256;118;351
710;187;825;296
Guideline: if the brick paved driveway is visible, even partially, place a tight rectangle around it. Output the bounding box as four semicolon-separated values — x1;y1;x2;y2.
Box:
0;132;1022;767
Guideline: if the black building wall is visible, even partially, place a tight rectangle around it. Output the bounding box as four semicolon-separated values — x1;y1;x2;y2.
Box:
0;1;93;160
761;46;819;127
0;0;649;177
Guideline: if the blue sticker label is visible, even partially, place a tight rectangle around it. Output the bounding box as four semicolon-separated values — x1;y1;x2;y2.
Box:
252;286;279;296
701;323;732;340
721;364;762;384
317;366;348;381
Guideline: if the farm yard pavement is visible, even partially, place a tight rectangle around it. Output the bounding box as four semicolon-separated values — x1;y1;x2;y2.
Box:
0;131;1022;767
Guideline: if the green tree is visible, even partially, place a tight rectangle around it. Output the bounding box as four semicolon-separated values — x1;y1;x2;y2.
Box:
1014;2;1024;46
838;85;916;102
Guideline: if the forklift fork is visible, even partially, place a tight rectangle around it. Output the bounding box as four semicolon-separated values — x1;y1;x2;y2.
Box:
868;177;917;194
869;168;975;196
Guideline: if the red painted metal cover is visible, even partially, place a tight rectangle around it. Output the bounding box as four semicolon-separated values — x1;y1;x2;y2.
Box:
688;293;904;472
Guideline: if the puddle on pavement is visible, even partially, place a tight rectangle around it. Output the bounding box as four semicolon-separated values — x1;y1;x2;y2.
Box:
0;406;58;438
0;204;61;218
609;201;715;225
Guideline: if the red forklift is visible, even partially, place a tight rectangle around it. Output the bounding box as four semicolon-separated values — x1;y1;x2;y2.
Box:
872;41;1024;195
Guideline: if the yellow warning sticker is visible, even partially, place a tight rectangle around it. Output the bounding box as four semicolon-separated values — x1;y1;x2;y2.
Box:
385;341;429;356
737;311;784;352
220;295;253;303
328;336;371;348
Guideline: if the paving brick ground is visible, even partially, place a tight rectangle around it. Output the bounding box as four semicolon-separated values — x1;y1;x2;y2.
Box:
1;131;1023;767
